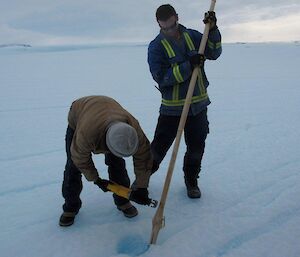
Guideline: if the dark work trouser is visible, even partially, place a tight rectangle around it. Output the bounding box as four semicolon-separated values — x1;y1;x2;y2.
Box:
62;126;130;213
151;108;209;182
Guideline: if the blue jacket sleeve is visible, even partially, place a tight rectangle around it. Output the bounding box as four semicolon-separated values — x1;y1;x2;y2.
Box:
206;28;222;60
147;41;192;88
191;28;222;60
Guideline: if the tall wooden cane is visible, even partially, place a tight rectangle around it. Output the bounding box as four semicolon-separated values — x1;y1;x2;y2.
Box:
149;0;217;245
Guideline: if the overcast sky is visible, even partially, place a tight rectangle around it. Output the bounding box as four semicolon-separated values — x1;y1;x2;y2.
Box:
1;0;299;45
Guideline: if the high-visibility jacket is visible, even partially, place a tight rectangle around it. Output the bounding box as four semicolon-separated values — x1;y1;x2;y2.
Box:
147;24;222;116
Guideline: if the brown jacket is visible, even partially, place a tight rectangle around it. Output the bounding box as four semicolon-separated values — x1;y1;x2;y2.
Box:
68;96;152;188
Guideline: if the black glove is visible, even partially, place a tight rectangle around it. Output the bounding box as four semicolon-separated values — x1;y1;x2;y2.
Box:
189;54;206;69
94;177;110;192
203;11;218;31
151;160;160;174
129;188;151;205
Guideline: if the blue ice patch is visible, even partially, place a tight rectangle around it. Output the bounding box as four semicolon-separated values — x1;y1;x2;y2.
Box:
116;234;149;256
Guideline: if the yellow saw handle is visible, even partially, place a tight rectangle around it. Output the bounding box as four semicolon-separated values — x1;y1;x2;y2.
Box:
107;183;131;199
106;182;158;208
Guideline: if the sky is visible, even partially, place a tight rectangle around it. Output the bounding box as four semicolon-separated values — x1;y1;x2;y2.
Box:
0;0;300;45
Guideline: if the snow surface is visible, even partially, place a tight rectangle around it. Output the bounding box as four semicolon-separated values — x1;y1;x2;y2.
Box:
0;42;299;257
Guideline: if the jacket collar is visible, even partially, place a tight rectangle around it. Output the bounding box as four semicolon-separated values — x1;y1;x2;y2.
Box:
159;24;187;41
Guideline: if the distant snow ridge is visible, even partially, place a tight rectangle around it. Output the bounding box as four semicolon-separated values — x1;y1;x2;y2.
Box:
0;44;32;48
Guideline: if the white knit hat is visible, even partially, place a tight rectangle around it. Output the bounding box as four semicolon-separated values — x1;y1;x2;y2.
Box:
106;122;139;158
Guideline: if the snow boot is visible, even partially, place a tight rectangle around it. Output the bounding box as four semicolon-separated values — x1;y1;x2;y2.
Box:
59;212;77;226
117;202;138;218
184;177;201;199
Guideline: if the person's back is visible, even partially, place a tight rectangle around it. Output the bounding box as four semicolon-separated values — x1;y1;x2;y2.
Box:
68;95;131;131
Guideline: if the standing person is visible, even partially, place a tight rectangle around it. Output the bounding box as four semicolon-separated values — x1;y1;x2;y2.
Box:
147;4;222;198
60;96;154;226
